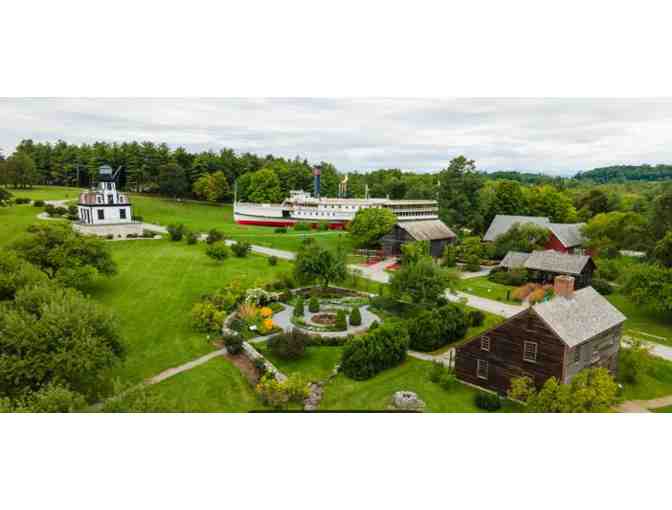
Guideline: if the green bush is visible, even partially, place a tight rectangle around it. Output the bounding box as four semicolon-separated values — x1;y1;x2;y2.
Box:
407;304;468;351
308;297;320;313
132;215;144;222
142;229;157;238
429;361;445;383
293;297;305;317
268;329;307;360
340;322;409;380
438;370;458;390
253;357;267;375
268;255;278;266
206;228;223;244
335;310;347;331
464;254;481;272
191;301;226;332
468;310;486;327
223;334;243;355
293;222;310;231
167;223;186;241
591;277;613;295
349;306;362;326
475;391;501;411
186;232;199;245
15;197;31;204
205;242;231;262
231;240;251;257
274;227;288;233
441;244;457;267
318;223;329;231
33;200;45;207
489;268;529;286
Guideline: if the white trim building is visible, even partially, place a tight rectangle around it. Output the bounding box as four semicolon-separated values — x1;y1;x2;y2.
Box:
78;165;133;225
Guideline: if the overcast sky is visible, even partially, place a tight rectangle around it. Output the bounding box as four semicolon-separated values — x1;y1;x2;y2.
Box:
1;98;671;176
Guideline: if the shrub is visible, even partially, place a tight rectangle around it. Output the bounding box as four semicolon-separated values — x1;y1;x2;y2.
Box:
293;222;310;231
167;223;186;241
205;242;231;262
231;240;251;257
349;306;362;326
318;223;329;231
106;233;114;240
468;310;486;327
268;255;278;266
67;204;78;216
335;310;347;331
340;322;409;380
142;229;158;238
475;391;501;412
186;232;199;245
126;233;137;238
408;304;468;351
512;283;537;301
438;370;458;390
191;302;226;332
464;254;481;272
256;373;308;408
132;215;144;222
15;197;31;204
33;200;45;207
274;227;288;233
592;277;613;295
441;244;457;267
268;329;308;360
619;337;652;384
253;357;267;376
308;297;320;313
293;297;305;317
489;268;528;286
429;361;445;383
206;228;223;244
528;287;547;304
223;334;243;355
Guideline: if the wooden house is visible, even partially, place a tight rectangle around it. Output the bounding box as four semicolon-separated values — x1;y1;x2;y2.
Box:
455;276;626;395
381;219;456;258
483;215;586;254
499;249;596;289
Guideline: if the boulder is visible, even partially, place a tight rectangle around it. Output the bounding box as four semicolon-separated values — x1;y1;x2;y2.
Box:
392;391;426;411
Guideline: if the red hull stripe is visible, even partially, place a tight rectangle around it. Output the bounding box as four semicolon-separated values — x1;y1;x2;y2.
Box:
235;220;347;230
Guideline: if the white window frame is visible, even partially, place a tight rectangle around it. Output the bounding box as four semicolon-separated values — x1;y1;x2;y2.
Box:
119;208;126;220
523;341;538;363
96;195;102;204
97;209;105;220
480;336;491;352
477;359;488;380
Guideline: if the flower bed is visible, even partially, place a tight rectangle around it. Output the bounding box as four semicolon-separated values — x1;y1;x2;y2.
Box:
311;313;337;325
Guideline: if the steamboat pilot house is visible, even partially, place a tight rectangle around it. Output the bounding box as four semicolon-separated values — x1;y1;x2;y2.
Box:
78;165;133;225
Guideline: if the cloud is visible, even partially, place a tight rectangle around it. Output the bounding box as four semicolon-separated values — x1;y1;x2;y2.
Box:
1;98;671;176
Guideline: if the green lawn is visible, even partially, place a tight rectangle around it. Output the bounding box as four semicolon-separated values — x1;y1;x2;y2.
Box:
607;293;672;347
455;275;518;304
6;185;83;201
0;202;70;248
652;405;672;413
320;357;521;412
87;240;291;385
618;353;672;401
131;194;350;253
255;343;343;381
130;356;266;412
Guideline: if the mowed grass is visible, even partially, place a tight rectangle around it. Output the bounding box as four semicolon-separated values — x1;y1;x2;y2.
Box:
652;405;672;413
131;194;350;253
607;293;672;347
320;357;521;412
455;275;518;304
6;185;83;202
134;356;266;412
87;240;292;385
255;343;343;382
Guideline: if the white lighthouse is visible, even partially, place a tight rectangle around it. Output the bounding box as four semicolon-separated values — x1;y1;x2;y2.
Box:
78;165;133;225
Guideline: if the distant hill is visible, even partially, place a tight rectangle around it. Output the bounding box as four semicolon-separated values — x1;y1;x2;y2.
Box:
575;165;672;183
485;171;565;185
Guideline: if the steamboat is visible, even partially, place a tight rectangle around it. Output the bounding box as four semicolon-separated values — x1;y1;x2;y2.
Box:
234;167;439;229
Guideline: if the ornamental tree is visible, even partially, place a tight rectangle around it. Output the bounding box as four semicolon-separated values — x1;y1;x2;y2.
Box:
493;223;550;259
348;207;397;248
293;241;347;288
389;257;457;304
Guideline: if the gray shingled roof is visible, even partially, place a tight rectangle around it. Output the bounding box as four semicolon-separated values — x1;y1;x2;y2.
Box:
397;219;456;241
499;251;531;269
483;215;550;242
533;287;626;347
523;250;592;275
548;223;585;248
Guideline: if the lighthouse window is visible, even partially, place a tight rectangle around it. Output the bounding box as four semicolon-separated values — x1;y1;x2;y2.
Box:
119;208;127;219
96;196;102;204
97;209;105;220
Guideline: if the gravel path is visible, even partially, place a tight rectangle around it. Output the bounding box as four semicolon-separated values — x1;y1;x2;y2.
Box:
445;290;524;318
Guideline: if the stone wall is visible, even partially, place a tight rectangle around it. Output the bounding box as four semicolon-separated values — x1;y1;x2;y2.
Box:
73;222;144;238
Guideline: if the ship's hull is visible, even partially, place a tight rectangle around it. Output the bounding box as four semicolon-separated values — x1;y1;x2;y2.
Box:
234;208;347;229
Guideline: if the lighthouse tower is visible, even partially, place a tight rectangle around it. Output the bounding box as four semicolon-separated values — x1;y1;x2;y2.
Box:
78;165;133;225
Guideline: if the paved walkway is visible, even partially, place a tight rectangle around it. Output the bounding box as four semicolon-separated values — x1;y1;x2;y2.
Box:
445;290;524;318
145;348;228;385
408;348;455;367
615;394;672;413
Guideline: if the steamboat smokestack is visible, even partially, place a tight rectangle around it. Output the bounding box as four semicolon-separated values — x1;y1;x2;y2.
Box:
313;166;321;198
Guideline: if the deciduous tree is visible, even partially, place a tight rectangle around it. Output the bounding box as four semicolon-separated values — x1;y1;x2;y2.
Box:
348;207;397;248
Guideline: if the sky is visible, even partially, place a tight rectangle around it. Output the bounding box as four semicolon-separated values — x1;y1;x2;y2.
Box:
1;98;672;176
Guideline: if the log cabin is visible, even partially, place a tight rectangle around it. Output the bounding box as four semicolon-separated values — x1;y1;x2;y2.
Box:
381;219;456;258
498;250;596;289
454;275;626;395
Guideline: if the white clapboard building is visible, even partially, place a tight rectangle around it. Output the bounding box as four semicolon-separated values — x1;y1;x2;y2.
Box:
78;165;133;225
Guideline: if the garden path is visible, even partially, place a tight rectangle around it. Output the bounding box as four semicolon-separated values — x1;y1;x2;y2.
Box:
145;348;228;385
615;394;672;413
445;290;524;318
408;349;455;367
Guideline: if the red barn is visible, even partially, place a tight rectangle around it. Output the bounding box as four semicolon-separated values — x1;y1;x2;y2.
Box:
483;215;586;254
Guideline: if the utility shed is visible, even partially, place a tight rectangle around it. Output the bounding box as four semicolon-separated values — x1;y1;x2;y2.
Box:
381;219;456;258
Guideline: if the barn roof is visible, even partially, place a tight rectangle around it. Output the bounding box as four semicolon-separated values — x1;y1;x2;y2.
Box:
499;251;531;269
533;287;626;347
523;250;592;275
397;219;456;241
547;223;585;248
483;215;550;242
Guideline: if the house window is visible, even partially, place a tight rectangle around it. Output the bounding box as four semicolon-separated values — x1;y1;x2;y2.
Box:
480;336;491;352
477;359;488;380
96;196;102;204
119;208;127;219
523;341;538;362
573;345;581;363
97;209;105;220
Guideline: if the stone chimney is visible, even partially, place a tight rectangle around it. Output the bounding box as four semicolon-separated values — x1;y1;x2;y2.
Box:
554;275;575;299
